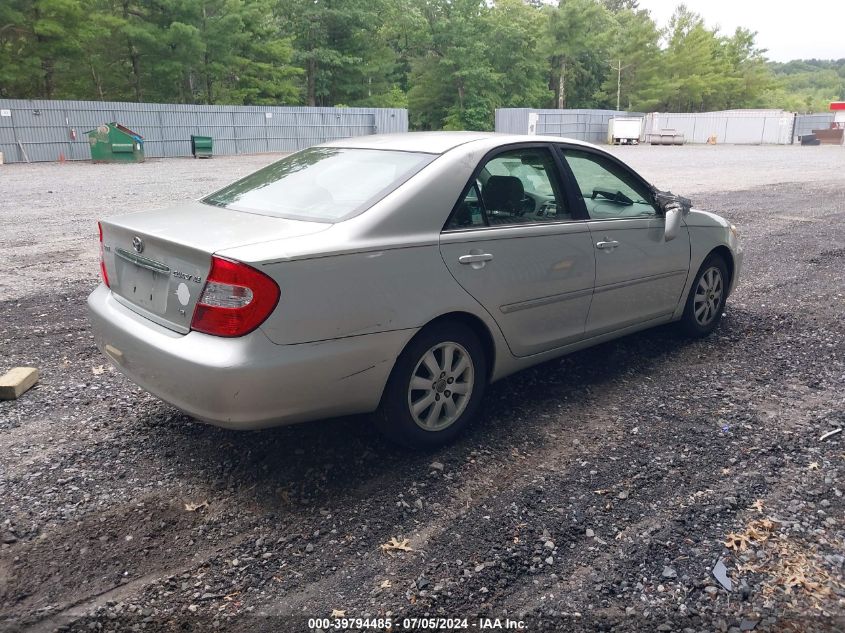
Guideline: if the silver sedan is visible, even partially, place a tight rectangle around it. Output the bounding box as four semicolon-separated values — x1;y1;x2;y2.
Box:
88;132;743;448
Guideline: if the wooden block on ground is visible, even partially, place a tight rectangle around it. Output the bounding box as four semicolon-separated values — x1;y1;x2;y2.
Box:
0;367;39;400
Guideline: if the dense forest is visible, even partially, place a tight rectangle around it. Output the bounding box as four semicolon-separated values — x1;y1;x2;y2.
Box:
1;0;843;130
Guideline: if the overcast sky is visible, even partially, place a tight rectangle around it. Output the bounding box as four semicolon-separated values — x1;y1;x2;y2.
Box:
635;0;842;62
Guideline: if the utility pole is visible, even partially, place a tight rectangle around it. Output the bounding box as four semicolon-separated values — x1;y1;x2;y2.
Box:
608;59;630;111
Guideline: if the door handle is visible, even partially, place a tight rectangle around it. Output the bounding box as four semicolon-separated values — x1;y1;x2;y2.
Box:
458;253;494;264
595;240;619;250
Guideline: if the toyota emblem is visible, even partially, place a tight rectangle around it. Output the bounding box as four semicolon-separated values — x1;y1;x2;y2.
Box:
132;236;144;253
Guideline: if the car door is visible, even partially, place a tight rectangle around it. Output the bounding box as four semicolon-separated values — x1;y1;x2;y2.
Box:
558;146;691;336
439;145;595;358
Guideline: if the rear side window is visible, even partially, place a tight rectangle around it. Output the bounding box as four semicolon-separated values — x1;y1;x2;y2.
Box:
204;147;434;222
446;147;570;230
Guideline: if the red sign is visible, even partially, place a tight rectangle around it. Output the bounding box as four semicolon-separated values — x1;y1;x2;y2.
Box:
831;102;845;111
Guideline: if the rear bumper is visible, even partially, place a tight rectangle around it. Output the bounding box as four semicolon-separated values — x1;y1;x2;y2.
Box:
87;284;411;429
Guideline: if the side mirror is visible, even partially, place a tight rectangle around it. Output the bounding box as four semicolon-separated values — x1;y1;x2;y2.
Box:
653;189;693;213
664;207;681;242
653;189;692;242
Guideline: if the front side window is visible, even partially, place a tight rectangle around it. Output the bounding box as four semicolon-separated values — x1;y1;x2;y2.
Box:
204;147;434;222
446;147;570;230
561;149;657;220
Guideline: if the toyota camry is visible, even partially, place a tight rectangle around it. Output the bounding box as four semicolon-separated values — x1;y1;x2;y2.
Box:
88;132;743;448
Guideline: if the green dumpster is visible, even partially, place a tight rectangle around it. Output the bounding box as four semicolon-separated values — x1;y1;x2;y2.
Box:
86;123;145;163
191;135;213;158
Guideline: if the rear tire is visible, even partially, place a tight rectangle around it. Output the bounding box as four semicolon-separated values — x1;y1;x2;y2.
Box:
375;322;487;449
680;254;729;338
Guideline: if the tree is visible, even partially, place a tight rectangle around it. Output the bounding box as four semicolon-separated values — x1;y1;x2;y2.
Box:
407;0;502;130
279;0;387;106
597;7;663;111
601;0;639;12
0;0;90;99
82;0;300;105
484;0;551;109
765;58;844;112
657;5;730;111
544;0;612;109
719;27;774;109
0;1;39;98
193;0;299;105
0;0;833;120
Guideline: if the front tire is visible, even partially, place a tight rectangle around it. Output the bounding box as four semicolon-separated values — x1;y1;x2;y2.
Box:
680;254;729;337
375;322;487;449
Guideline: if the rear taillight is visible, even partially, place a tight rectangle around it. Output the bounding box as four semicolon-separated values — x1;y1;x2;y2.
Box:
98;222;110;287
190;256;280;337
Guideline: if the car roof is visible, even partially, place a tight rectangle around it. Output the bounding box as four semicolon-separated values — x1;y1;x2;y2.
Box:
323;131;598;154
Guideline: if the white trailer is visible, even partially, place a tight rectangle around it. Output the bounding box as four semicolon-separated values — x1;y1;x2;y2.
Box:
607;117;643;145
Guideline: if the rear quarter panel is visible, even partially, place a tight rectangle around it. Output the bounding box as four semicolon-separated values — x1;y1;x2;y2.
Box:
255;245;502;345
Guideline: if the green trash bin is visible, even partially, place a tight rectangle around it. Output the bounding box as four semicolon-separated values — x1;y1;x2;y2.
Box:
86;123;145;163
191;135;213;158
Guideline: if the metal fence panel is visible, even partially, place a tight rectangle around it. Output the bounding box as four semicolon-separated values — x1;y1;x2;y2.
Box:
0;99;408;163
496;107;823;145
794;113;835;140
494;108;529;134
495;108;643;143
642;110;797;145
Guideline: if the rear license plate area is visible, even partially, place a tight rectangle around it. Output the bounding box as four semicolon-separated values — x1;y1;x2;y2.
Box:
114;249;172;314
122;266;169;312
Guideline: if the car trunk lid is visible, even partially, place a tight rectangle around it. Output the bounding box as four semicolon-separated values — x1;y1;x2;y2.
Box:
100;201;328;333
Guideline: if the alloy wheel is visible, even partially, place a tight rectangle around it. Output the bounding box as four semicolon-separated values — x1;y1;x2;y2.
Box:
407;342;474;432
693;266;724;326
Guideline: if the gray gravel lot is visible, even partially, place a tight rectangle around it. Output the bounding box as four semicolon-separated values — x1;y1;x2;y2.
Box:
1;145;844;632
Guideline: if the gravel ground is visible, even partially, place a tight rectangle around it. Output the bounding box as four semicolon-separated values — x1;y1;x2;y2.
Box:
1;145;844;632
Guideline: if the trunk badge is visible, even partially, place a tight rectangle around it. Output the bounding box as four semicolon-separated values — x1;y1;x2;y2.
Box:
132;236;144;253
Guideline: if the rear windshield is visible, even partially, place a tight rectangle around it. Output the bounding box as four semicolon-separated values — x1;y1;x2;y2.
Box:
203;147;435;222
